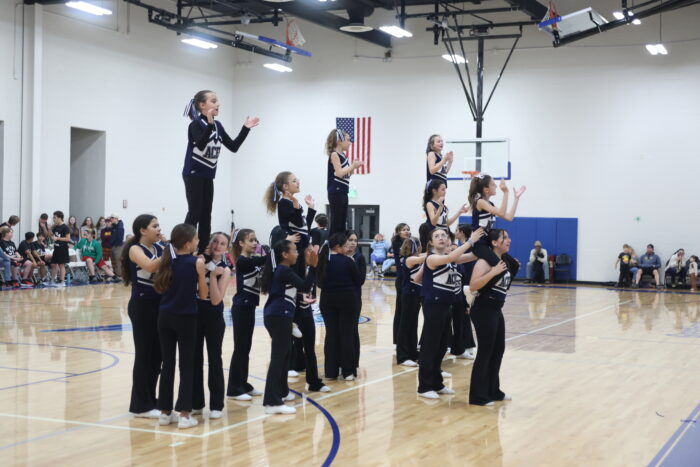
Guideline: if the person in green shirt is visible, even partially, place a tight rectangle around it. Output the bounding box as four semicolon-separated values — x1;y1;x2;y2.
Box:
76;229;121;284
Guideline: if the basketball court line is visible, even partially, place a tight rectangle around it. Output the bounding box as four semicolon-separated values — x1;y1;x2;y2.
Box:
0;296;625;443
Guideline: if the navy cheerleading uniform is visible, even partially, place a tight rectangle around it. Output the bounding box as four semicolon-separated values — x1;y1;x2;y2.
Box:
183;114;250;252
328;151;351;234
397;254;422;364
426;152;449;186
127;242;163;414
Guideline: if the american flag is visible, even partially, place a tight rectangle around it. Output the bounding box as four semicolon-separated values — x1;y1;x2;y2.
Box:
336;117;371;174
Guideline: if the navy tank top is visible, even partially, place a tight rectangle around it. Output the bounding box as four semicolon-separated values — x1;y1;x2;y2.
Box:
159;254;199;315
128;243;163;300
327;152;350;194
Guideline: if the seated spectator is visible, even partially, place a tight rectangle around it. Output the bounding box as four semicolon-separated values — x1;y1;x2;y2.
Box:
370;233;391;277
76;229;120;283
0;227;33;287
32;231;52;282
629;247;639;280
665;249;687;288
310;214;329;250
67;216;80;244
38;213;52;246
18;232;38;286
688;255;698;292
0;229;13;286
526;240;549;284
614;244;633;288
633;244;663;290
80;216;95;236
0;215;20;231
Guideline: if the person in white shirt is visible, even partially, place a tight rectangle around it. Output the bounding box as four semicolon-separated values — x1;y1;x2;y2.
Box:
525;240;548;283
665;249;687;288
688;255;698;292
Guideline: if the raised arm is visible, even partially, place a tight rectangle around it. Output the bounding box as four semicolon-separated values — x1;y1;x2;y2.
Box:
189;120;215;151
425;200;445;226
331;152;362;177
219;123;251;153
406;253;428;268
196;258;209;300
469;259;508;291
129;245;162;273
427;151;453;175
209;266;231;306
447;204;469;226
281;266;317;293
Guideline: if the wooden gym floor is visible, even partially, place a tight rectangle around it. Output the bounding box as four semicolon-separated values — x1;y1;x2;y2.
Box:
1;281;699;466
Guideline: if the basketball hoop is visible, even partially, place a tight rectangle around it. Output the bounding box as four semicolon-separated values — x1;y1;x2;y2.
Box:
462;170;480;180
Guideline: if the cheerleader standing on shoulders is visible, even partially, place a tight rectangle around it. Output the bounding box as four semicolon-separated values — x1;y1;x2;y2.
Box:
192;232;232;419
468;229;518;406
345;230;366;376
422;179;468;246
326;129;363;234
426;134;453;186
154;224;208;429
182;90;259;252
227;229;266;400
122;214;163;419
259;240;318;414
417;227;481;399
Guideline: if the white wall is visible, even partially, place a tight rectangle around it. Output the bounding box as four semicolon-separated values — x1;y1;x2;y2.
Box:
1;1;699;281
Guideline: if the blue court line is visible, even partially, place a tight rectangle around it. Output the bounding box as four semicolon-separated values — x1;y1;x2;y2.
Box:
0;366;77;376
0;342;120;391
649;403;700;466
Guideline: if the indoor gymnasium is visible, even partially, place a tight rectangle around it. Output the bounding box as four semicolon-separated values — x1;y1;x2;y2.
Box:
1;0;699;465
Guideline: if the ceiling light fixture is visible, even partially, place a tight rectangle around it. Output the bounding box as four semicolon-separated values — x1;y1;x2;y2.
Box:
181;37;218;49
264;63;293;72
65;1;113;16
379;25;413;38
442;54;467;64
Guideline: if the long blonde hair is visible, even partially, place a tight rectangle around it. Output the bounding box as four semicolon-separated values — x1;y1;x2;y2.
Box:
325;129;349;156
263;171;292;215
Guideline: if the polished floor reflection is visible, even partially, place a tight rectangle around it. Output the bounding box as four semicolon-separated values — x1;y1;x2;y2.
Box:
1;282;699;465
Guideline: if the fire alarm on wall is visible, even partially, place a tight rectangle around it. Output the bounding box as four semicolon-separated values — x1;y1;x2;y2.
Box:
123;200;128;208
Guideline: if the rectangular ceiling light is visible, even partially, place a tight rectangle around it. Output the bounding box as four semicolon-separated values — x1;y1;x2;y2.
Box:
442;54;467;64
182;38;218;49
379;26;413;38
65;1;113;16
264;63;293;72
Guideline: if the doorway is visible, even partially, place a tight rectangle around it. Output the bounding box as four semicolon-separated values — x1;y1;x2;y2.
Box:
70;127;106;223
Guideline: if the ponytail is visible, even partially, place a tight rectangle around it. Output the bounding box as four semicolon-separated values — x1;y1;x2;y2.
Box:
325;129;348;156
468;174;492;210
153;223;197;294
121;214;157;287
264;171;292;215
184;90;213;120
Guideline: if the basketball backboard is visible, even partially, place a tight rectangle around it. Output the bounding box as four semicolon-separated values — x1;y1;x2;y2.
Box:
444;138;510;181
538;7;609;40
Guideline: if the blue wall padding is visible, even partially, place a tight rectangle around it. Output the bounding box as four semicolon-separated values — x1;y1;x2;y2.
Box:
458;216;579;280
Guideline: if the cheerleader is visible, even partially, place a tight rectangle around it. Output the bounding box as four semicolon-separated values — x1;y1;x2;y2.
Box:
259;240;318;414
345;230;366;375
121;214;163;419
192;232;232;419
391;223;411;345
154;224;207;429
264;172;327;392
451;224;479;359
468;175;526;266
418;228;478;399
396;237;426;367
422;179;468;246
317;233;363;380
426;134;453;186
182;90;260;252
227;229;265;400
468;229;518;406
326;129;363;235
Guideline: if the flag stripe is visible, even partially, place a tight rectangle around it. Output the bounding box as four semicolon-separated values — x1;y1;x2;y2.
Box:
335;116;371;175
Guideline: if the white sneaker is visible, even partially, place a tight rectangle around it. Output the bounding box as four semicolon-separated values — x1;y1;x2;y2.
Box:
438;387;456;395
247;388;263;396
282;393;295;402
229;393;252;401
288;370;299;377
319;385;331;393
456;349;476;360
209;410;223;419
441;371;452;378
131;409;161;419
418;391;439;399
292;324;303;338
501;394;512;401
158;412;179;426
190;409;202;415
399;360;418;367
344;375;355;381
265;405;296;415
178;416;198;429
